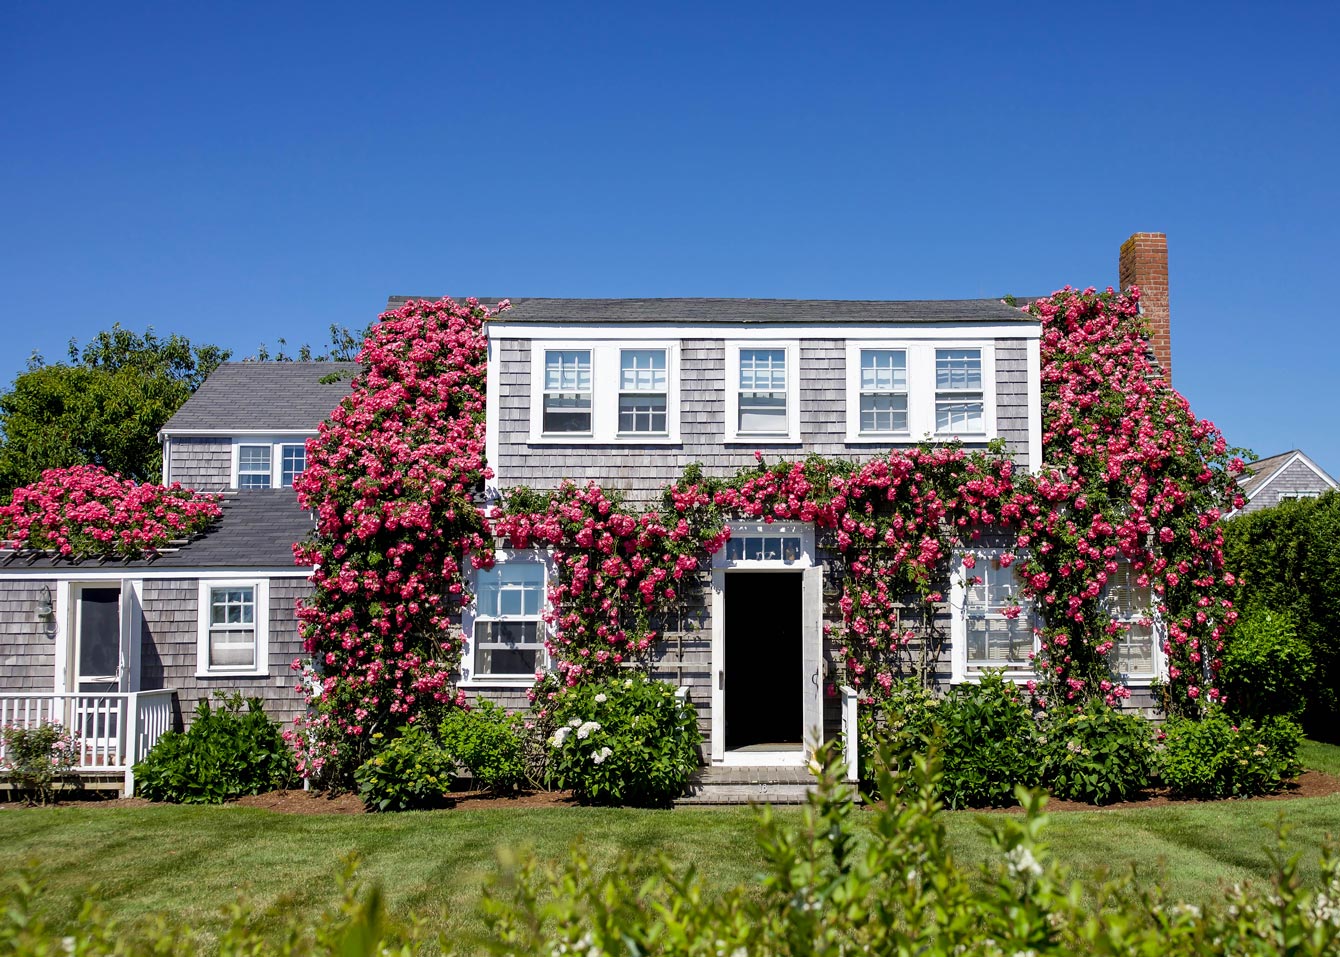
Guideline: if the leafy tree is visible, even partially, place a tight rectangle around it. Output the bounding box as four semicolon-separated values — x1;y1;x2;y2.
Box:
248;323;370;362
1222;490;1340;740
0;325;230;496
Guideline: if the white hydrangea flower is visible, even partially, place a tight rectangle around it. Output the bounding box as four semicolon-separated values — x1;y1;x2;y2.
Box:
569;717;582;728
594;693;607;703
576;720;601;740
551;726;570;747
1005;845;1043;880
624;678;633;688
592;746;613;765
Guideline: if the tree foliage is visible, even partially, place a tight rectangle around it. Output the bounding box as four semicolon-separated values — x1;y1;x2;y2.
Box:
0;325;230;495
1222;490;1340;740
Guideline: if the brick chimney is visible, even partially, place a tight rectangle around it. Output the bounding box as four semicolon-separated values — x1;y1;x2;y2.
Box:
1118;232;1171;381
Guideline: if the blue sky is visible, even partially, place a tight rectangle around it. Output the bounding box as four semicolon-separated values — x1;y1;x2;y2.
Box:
3;1;1337;475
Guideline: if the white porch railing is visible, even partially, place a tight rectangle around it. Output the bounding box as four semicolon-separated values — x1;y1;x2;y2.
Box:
0;690;177;797
840;685;859;783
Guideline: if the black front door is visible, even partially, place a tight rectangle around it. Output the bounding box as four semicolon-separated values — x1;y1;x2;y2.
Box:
724;571;803;750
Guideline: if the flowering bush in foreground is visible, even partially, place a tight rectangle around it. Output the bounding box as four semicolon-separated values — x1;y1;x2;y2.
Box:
0;464;221;559
0;722;79;806
546;673;700;806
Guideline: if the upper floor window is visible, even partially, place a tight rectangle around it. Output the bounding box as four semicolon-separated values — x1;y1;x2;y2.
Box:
845;341;995;443
542;349;593;434
464;553;549;683
619;349;668;434
1278;491;1320;503
232;439;309;490
857;349;909;435
725;341;800;443
935;349;984;434
529;342;680;444
1102;562;1157;678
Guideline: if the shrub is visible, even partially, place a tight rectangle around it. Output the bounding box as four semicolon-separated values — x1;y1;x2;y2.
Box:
935;672;1040;808
1220;607;1314;721
353;724;454;812
1223;489;1340;739
1039;699;1155;804
438;700;532;794
547;673;700;806
0;722;79;805
857;677;938;790
1157;707;1304;799
134;693;295;804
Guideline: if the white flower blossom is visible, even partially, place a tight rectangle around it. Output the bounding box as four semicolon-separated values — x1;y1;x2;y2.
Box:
1005;845;1043;880
551;726;570;747
624;678;633;688
569;717;582;728
576;720;601;740
592;746;613;765
594;693;607;704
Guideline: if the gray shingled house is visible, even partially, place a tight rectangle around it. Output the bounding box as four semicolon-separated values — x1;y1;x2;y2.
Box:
1229;449;1338;516
2;239;1181;793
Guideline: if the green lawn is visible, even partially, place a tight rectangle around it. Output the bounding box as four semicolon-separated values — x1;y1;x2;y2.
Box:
2;741;1338;948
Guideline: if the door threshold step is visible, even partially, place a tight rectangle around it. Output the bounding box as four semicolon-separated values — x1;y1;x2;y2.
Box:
674;765;818;805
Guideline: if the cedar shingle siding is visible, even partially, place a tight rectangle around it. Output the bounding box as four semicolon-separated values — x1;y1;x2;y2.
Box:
0;579;56;690
167;437;232;491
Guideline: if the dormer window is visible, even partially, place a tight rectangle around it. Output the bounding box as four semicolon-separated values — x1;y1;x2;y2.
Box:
231;439;309;490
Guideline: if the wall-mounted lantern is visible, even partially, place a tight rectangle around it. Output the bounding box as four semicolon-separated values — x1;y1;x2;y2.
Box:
35;585;54;621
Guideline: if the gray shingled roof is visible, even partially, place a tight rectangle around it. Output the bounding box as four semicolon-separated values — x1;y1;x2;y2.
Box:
1237;450;1302;499
0;491;313;570
160;362;360;433
384;296;1036;325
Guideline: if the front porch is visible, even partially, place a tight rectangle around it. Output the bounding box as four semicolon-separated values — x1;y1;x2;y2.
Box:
0;690;176;797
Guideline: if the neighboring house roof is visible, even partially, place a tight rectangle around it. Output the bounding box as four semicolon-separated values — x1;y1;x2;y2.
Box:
383;296;1036;325
1237;449;1339;505
0;491;312;570
160;362;360;433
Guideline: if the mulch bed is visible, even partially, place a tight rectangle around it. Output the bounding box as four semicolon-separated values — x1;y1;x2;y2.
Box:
6;771;1339;814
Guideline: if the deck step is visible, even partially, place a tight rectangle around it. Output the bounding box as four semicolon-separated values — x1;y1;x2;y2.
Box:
675;766;817;805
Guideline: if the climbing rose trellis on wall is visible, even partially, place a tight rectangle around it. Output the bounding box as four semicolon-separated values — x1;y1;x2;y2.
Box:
291;297;507;776
293;287;1244;777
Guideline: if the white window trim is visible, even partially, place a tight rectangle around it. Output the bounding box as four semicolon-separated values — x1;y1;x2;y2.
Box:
711;521;816;569
196;579;270;678
1278;491;1321;502
845;341;997;444
949;549;1037;683
725;340;801;444
230;437;309;490
461;549;554;687
528;341;682;445
1100;565;1164;684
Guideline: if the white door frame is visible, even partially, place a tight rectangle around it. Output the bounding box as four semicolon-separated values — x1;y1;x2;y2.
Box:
710;523;823;766
54;580;141;695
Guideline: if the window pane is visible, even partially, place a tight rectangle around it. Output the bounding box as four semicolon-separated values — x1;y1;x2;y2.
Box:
935;399;984;433
281;445;306;487
476;563;544;619
1113;624;1154;675
473;620;544;676
238;445;272;489
860;394;909;433
543;394;592;433
936;349;982;390
739;349;786;391
860;350;907;391
209;629;256;669
620;350;667;392
618;394;667;433
738;393;787;433
544;350;591;391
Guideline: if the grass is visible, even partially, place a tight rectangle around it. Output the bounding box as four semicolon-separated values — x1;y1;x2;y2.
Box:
2;739;1337;947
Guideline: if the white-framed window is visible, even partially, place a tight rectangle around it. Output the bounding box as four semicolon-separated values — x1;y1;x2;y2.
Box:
1278;491;1320;502
196;579;269;677
725;341;800;443
1102;562;1158;679
462;551;550;684
951;550;1036;681
529;342;681;444
845;341;996;443
618;349;669;435
712;521;815;568
935;348;985;435
541;349;593;435
232;439;310;489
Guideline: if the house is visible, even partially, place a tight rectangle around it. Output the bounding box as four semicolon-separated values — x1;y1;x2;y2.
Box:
1;234;1180;793
1229;450;1338;515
